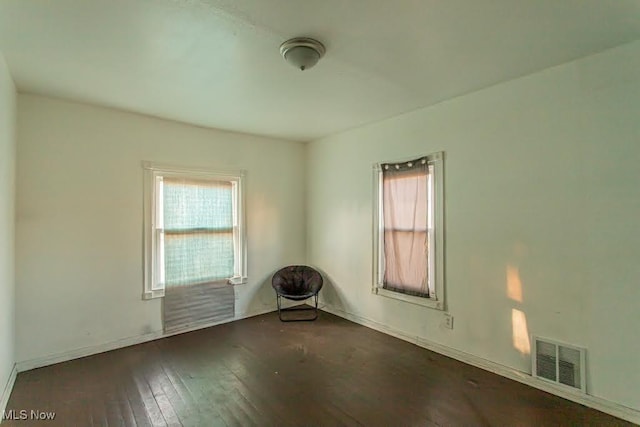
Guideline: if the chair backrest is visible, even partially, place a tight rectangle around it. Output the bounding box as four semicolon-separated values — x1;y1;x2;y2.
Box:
272;265;323;296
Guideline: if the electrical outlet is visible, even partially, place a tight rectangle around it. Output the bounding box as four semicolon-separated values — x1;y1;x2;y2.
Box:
443;313;454;329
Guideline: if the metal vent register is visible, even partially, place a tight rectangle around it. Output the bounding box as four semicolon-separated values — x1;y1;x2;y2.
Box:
532;336;586;392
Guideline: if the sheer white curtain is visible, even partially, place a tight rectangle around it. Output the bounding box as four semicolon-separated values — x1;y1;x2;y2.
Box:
382;159;429;297
162;177;234;287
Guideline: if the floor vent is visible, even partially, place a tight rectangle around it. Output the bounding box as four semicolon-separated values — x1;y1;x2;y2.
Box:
532;336;586;392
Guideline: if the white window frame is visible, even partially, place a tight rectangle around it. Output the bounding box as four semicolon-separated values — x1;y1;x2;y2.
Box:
372;152;445;310
142;161;247;300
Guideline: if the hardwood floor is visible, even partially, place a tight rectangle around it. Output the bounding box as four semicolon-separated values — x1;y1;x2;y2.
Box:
4;310;632;426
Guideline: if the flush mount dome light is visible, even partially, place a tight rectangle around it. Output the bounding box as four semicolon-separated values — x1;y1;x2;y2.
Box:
280;37;325;71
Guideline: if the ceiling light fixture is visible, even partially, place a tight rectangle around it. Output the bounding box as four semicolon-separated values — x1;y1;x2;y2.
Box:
280;37;325;71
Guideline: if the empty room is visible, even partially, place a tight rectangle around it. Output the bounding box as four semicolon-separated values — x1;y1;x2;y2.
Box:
1;0;639;425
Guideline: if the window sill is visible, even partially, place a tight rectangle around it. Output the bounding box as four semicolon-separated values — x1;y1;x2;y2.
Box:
143;289;165;300
143;277;247;300
228;276;247;285
373;287;444;310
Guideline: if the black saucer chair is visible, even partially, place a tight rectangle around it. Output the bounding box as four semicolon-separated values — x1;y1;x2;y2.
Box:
271;265;323;322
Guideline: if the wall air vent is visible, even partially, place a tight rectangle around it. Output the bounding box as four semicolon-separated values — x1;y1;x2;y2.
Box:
532;336;586;392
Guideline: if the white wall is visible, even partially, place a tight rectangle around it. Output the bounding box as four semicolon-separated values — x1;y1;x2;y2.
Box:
16;95;307;364
307;41;640;411
0;52;17;406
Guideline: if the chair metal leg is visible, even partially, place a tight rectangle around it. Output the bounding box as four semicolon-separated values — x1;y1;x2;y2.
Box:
276;293;320;322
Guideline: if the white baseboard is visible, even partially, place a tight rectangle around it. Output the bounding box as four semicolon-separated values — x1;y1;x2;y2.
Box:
0;363;17;420
16;307;277;373
320;304;640;425
16;330;165;372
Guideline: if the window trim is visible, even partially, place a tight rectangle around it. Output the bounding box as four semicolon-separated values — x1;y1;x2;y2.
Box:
372;152;445;310
142;161;247;300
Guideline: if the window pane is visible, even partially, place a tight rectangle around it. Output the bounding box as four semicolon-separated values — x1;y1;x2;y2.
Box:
164;232;234;286
383;173;428;231
383;230;428;296
163;178;233;230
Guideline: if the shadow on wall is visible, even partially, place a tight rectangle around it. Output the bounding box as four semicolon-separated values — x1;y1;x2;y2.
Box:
240;272;278;315
313;267;347;313
244;267;317;313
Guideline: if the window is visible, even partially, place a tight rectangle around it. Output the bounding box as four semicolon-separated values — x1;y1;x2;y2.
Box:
143;162;247;300
373;152;444;309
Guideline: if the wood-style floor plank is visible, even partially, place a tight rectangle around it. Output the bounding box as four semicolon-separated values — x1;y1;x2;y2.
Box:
4;310;633;427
